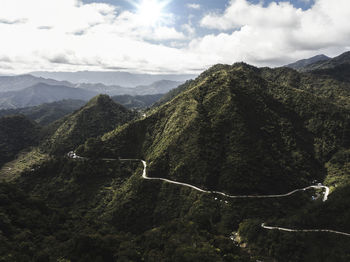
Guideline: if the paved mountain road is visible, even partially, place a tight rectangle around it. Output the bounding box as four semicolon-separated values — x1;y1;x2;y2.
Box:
261;223;350;237
70;154;349;237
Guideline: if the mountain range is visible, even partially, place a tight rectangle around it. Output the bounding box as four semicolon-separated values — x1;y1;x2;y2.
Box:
0;99;86;125
30;70;196;87
75;79;182;96
0;77;182;109
0;74;73;92
0;83;97;109
0;51;349;261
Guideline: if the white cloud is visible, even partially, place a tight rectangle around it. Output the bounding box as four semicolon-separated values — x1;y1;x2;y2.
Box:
187;3;201;10
0;0;350;74
151;26;186;40
201;0;301;30
182;23;196;36
195;0;350;66
0;0;193;74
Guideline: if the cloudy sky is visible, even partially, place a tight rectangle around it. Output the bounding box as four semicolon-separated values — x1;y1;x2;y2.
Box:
0;0;349;74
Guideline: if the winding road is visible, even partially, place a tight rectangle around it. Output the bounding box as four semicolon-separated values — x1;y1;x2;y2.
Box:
69;153;350;237
261;223;350;237
131;159;329;202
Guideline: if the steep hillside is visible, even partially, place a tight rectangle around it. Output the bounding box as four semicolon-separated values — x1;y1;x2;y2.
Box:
0;115;41;168
0;99;86;125
80;63;348;261
45;95;136;155
99;63;347;194
0;83;97;109
260;66;350;109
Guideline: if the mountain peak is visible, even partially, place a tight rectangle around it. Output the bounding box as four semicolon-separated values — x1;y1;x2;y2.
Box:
87;94;112;105
46;94;135;155
86;94;127;112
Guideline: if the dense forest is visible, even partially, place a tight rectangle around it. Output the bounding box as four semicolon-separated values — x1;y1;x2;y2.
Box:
0;52;350;261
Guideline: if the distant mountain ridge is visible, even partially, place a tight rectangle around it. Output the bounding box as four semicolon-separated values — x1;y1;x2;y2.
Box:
0;79;181;110
0;74;73;92
0;99;86;125
30;70;196;87
300;51;350;72
285;54;330;70
77;79;182;96
0;83;97;109
0;74;184;110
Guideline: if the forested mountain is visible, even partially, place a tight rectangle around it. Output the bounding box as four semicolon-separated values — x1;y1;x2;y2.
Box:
0;56;349;261
44;95;137;155
96;63;348;194
0;95;161;125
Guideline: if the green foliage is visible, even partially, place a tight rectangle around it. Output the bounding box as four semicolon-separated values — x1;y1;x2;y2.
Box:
100;64;348;196
0;115;41;168
44;95;136;155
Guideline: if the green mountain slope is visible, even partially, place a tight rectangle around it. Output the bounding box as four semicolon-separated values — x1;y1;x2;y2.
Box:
0;115;41;168
79;63;348;261
45;95;136;155
261;66;350;109
100;63;347;194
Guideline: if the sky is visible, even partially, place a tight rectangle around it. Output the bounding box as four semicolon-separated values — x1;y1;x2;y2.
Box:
0;0;349;74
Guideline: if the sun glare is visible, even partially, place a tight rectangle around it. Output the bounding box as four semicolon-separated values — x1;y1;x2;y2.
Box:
134;0;169;26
